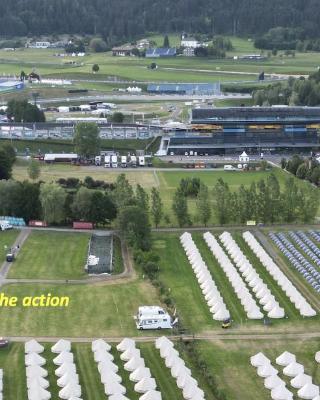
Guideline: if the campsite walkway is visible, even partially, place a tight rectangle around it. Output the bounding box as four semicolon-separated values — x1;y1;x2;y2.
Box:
7;330;320;344
0;228;31;287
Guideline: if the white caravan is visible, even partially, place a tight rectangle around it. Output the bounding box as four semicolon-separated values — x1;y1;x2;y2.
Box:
104;155;111;168
138;156;145;167
130;155;137;167
0;221;13;231
135;306;177;330
111;155;118;168
121;156;127;168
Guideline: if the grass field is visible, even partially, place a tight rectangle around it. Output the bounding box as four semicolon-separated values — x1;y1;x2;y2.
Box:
197;339;320;400
12;164;319;225
153;232;319;333
8;231;89;280
0;37;319;89
0;278;161;337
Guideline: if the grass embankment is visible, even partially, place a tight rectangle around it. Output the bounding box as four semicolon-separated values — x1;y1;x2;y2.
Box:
8;231;89;280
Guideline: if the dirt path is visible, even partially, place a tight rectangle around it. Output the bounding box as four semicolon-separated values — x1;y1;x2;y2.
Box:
7;330;320;344
0;229;31;286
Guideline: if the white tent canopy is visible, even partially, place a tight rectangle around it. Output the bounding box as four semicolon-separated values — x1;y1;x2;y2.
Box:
135;378;157;393
104;381;126;396
92;339;111;353
117;338;135;352
155;337;174;350
55;363;77;377
139;391;162;400
250;352;270;367
271;385;293;400
27;386;51;400
27;376;50;390
109;395;130;400
276;352;296;367
264;375;286;390
51;339;71;354
26;365;48;379
25;353;46;367
59;382;81;399
129;367;151;382
297;383;319;399
25;340;44;354
290;373;312;389
283;362;304;377
53;351;73;366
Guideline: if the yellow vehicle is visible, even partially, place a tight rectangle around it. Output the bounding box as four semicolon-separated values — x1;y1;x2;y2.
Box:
221;319;231;329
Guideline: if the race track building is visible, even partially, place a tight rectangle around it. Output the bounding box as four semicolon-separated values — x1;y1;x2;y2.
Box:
166;107;320;155
147;83;221;95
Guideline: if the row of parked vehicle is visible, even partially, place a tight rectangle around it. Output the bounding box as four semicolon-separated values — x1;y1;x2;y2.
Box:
94;155;146;168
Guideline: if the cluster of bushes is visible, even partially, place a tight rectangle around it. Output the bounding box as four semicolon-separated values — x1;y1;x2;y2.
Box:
282;155;320;186
254;27;304;50
57;176;115;190
178;177;201;197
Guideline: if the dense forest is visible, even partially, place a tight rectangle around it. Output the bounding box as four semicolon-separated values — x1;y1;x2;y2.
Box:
0;0;320;43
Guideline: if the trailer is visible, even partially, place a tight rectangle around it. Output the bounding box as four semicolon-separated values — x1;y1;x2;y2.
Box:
138;156;145;167
130;155;137;167
121;155;127;168
104;155;111;168
111;155;118;168
0;221;13;231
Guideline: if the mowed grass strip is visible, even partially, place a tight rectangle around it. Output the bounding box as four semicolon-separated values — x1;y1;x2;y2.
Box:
111;345;139;400
192;233;249;325
154;234;217;332
196;339;320;400
73;343;106;400
139;342;185;400
0;280;160;337
8;231;89;280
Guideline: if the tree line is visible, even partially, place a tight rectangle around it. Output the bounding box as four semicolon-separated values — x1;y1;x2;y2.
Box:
253;71;320;106
281;155;320;187
171;174;319;226
1;0;320;42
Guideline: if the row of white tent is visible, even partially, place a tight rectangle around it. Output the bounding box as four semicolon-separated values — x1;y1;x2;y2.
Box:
155;336;205;400
251;351;320;400
243;231;316;317
92;339;128;398
116;338;162;400
220;231;285;319
52;339;82;400
204;232;263;319
25;340;51;400
180;232;230;321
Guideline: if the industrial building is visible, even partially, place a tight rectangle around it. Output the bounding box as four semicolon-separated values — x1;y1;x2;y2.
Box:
165;107;320;155
147;83;221;95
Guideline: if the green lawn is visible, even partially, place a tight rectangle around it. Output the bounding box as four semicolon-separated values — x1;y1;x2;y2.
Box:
0;279;160;337
197;339;320;400
8;231;89;280
153;232;319;333
0;230;19;261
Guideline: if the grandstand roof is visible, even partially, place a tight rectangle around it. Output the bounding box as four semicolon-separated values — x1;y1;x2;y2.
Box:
192;107;320;123
147;83;220;94
146;48;176;57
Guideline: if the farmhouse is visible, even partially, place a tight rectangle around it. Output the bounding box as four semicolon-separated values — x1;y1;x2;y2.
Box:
112;45;135;56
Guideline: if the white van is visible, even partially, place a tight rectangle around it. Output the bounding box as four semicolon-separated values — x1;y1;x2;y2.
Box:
111;155;118;168
0;221;13;231
224;164;237;171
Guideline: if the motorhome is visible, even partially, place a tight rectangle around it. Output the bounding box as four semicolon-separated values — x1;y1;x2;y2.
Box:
111;155;118;168
138;156;145;167
104;155;111;168
121;156;127;168
0;221;13;231
135;306;177;330
224;164;237;171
